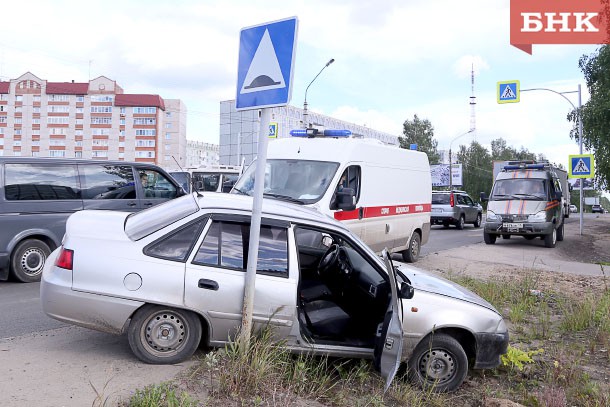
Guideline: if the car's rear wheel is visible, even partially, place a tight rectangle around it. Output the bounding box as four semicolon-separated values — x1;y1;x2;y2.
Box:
473;213;482;228
10;239;51;283
455;216;465;230
544;228;557;248
483;232;496;244
402;232;421;263
408;333;468;393
128;304;202;364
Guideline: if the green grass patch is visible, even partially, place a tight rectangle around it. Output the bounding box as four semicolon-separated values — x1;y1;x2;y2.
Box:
125;382;195;407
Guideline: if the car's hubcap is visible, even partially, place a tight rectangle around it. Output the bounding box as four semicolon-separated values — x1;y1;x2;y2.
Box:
411;239;419;257
21;248;45;276
143;312;187;355
419;349;456;383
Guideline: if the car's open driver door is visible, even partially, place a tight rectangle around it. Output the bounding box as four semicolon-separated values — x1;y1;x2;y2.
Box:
374;249;404;391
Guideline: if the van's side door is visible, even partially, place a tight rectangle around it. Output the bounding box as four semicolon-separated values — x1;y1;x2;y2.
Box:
136;167;180;209
80;164;140;211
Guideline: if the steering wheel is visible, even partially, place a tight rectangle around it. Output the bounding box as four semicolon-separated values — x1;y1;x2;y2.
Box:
318;244;340;275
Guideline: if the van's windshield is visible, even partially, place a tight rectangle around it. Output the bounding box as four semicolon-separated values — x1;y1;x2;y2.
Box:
490;179;547;200
232;159;340;204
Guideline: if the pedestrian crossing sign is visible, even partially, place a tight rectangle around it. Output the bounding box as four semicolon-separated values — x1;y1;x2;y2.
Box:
269;122;278;138
568;154;594;179
497;80;520;104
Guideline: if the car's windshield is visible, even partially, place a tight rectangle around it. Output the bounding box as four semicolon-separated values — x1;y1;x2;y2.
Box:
491;179;547;200
232;159;340;204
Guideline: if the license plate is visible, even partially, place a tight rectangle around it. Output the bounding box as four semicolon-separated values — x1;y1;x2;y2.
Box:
432;208;442;212
503;222;523;232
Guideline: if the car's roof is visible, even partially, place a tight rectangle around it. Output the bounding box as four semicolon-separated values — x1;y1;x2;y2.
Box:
195;192;346;227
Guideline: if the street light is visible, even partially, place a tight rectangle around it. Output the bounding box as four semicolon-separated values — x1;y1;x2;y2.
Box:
448;129;474;191
303;58;334;129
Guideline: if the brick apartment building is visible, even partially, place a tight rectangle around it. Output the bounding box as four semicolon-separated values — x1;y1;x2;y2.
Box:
0;72;187;166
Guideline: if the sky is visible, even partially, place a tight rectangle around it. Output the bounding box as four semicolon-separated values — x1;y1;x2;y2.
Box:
0;0;602;179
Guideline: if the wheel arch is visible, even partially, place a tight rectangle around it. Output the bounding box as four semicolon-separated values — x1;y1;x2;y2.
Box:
414;326;477;364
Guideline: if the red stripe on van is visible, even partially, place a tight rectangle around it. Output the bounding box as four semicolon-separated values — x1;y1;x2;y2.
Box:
334;203;432;221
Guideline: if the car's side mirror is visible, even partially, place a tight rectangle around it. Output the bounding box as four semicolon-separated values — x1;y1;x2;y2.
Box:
555;190;562;200
480;192;489;202
399;282;414;299
336;188;356;211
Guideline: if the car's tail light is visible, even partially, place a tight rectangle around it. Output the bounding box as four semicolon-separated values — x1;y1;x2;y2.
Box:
450;192;455;207
55;247;74;270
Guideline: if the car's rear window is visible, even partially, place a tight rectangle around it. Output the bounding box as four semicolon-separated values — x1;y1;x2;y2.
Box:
432;194;450;204
125;194;199;240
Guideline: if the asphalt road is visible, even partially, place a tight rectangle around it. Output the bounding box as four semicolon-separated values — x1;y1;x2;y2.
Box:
420;222;486;257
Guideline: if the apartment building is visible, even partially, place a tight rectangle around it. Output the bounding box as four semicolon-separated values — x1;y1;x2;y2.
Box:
0;72;187;166
184;140;219;168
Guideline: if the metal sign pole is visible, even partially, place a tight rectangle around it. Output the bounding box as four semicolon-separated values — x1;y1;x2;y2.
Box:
239;108;271;348
578;84;583;236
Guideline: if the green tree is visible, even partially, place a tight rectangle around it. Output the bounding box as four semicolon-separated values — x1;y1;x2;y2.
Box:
456;141;493;201
399;114;440;164
568;45;610;190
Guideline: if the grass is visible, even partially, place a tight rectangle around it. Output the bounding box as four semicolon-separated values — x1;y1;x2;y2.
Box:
122;272;610;407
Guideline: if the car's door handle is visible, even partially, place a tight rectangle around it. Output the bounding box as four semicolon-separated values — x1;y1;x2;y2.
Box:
127;202;137;207
198;279;219;291
143;202;153;207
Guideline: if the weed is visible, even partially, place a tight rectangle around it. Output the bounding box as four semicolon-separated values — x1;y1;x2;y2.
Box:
127;382;195;407
501;345;544;372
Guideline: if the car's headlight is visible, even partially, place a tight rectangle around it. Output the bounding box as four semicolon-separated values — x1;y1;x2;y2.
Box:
486;210;501;222
495;318;508;333
528;211;547;223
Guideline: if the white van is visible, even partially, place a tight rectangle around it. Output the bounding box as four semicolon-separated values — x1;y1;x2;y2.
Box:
232;136;431;262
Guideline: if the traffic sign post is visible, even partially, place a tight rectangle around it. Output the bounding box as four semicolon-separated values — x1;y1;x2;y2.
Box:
497;80;520;104
235;17;298;349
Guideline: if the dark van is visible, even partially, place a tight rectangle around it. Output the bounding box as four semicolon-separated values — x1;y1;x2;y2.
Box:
0;157;185;282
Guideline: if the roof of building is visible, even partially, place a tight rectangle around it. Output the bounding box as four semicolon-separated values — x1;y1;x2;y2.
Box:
0;82;9;94
115;94;165;110
46;82;90;95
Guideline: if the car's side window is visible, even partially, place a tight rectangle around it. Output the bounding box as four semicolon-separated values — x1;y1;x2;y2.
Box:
144;219;206;262
193;220;289;277
456;194;465;205
4;163;81;200
464;196;474;206
81;165;135;200
139;169;178;199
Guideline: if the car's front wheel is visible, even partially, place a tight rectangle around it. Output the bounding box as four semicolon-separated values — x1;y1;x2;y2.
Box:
128;304;202;364
544;228;557;248
483;232;496;244
408;333;468;393
473;213;482;228
556;222;564;241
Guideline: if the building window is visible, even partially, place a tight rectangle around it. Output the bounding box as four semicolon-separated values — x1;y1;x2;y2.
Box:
32;118;41;124
136;140;155;147
91;95;114;102
32;151;40;157
14;141;22;147
48;95;69;102
33;107;41;113
120;130;125;136
92;128;110;135
76;96;84;102
76;107;84;113
165;133;171;140
92;139;109;146
33;95;41;102
91;117;112;125
119;141;125;147
165;111;172;118
133;107;156;114
165;144;171;150
92;151;108;158
16;95;23;102
15;118;22;124
136;151;155;158
135;129;156;136
165;155;170;161
48;106;70;113
32;141;40;146
15;106;22;113
75;151;82;158
133;118;156;125
47;117;69;125
120;107;126;114
15;129;22;136
75;130;83;136
118;152;125;158
75;141;83;147
90;106;112;113
76;119;83;125
50;139;66;146
49;150;66;157
0;117;6;123
120;118;125;125
165;123;172;129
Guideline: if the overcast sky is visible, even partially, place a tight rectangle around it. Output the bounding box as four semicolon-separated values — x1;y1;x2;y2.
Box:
0;0;600;173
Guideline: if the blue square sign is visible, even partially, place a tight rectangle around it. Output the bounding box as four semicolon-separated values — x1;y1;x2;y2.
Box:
236;17;298;111
497;80;520;104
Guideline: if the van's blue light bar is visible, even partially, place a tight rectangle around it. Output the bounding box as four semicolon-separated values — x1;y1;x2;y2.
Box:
289;129;352;138
504;163;545;170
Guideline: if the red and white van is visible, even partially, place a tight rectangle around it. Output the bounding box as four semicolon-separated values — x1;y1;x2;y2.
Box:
232;136;431;262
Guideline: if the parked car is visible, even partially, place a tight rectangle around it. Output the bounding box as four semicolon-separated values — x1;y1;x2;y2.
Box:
41;193;508;392
430;190;482;229
0;157;184;282
569;204;577;213
592;204;603;214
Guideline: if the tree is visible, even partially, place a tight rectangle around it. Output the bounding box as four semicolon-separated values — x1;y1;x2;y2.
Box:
568;45;610;191
456;141;493;201
399;114;440;164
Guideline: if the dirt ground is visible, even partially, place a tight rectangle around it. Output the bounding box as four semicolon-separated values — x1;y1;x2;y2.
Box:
418;214;610;298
